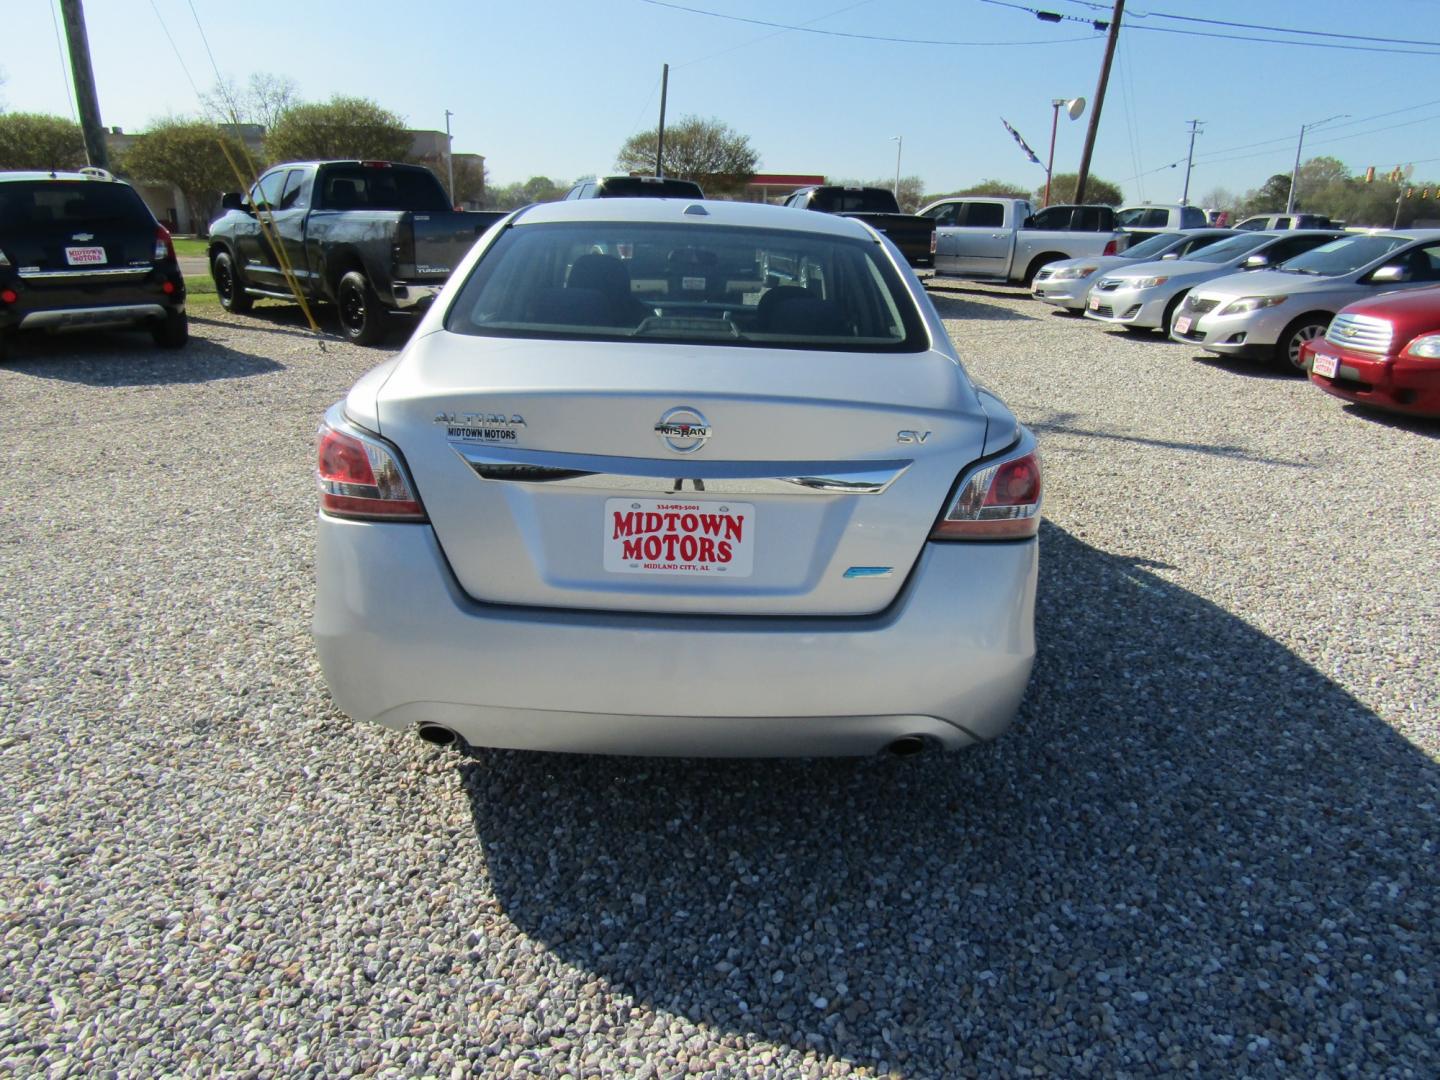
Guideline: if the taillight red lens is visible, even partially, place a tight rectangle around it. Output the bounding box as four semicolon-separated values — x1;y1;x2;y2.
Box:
0;289;16;304
931;448;1042;540
154;225;176;262
317;420;426;521
1102;239;1118;256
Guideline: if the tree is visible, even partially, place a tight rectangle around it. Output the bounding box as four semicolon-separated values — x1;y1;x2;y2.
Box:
1197;186;1235;213
833;176;927;213
449;156;488;207
615;115;758;198
927;179;1032;201
1037;173;1123;206
115;119;251;235
0;113;86;170
485;175;566;210
264;96;411;164
1239;174;1292;216
201;72;299;132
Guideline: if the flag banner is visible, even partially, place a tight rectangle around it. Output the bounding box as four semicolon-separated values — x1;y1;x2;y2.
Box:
1001;117;1042;167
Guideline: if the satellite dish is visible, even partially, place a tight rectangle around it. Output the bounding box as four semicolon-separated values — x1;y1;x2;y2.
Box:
1067;97;1087;121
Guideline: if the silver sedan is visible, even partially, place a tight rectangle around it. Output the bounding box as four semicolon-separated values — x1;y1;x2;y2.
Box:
312;198;1041;757
1031;229;1236;312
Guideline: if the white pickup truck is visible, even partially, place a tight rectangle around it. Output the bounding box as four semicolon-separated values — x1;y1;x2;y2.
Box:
919;198;1208;286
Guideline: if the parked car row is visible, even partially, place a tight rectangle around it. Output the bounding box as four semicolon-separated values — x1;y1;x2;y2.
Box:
1025;227;1440;418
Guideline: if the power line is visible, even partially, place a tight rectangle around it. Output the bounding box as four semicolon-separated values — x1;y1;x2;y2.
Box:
1054;0;1440;47
639;0;1099;46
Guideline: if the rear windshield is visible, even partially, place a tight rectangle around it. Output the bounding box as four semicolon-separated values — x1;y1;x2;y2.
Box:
1183;233;1273;263
445;221;928;352
597;177;704;199
1120;231;1185;259
811;189;899;214
0;180;152;231
317;165;449;211
1277;235;1411;276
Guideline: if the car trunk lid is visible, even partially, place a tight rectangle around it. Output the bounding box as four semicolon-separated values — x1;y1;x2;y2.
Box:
375;332;986;616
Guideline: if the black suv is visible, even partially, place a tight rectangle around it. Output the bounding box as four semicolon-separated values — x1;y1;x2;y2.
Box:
0;169;187;361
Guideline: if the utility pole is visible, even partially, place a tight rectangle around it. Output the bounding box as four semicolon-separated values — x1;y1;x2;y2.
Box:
1073;0;1123;204
59;0;109;170
891;135;903;198
444;109;456;203
1181;119;1203;204
1287;113;1348;213
655;63;670;177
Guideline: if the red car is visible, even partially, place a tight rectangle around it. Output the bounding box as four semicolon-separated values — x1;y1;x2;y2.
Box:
1302;285;1440;418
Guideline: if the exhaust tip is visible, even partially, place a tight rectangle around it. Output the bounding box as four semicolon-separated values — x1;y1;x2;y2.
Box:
416;723;459;749
886;735;929;758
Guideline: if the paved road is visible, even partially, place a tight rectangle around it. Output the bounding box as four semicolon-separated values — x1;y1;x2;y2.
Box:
1;289;1436;1076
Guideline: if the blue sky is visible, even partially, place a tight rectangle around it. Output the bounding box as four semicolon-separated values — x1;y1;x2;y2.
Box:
4;0;1439;202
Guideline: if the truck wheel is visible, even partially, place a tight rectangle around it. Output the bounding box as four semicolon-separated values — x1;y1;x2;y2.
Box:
0;328;12;364
337;270;388;346
212;251;253;314
151;309;188;349
1275;314;1331;372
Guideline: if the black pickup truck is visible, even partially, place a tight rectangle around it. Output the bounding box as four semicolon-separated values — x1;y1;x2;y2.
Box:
782;186;936;273
207;160;503;344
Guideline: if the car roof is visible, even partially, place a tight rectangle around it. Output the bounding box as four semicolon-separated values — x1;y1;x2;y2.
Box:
0;169;134;185
515;197;876;241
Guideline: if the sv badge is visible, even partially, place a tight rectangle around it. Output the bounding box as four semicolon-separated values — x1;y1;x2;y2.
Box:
896;430;931;444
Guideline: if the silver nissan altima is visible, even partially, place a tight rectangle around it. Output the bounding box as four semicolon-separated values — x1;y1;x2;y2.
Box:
312;197;1040;757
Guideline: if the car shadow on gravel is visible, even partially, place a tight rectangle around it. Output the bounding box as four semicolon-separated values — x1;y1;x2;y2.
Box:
192;306;419;350
1335;403;1440;438
1189;353;1295;380
458;523;1439;1075
927;293;1035;322
4;328;284;386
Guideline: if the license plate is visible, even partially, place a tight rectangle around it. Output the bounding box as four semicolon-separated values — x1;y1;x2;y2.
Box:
1312;352;1339;379
604;498;754;577
65;246;107;266
1088;295;1101;311
1174;315;1192;335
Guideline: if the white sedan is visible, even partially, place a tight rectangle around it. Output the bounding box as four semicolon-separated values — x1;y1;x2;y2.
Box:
312;198;1040;757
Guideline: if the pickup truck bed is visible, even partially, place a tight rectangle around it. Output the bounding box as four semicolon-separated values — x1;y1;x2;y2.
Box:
208;160;503;345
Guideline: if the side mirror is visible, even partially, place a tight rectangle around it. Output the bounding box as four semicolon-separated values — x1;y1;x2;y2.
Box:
1240;254;1270;270
221;192;247;212
1370;265;1411;283
1022;215;1035;229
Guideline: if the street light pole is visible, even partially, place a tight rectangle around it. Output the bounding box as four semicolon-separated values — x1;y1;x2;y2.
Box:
891;136;902;199
1287;113;1348;213
444;109;455;203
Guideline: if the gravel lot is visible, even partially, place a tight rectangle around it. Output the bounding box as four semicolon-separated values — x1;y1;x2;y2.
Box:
2;289;1437;1077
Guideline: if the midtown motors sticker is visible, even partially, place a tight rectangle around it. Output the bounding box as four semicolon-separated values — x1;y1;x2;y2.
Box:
603;498;754;577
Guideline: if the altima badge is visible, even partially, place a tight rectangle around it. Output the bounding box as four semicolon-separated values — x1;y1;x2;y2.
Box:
655;407;711;454
435;411;526;443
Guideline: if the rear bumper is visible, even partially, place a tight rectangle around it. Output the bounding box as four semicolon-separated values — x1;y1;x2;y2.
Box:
390;281;444;310
1303;342;1440;417
0;268;185;332
313;516;1037;756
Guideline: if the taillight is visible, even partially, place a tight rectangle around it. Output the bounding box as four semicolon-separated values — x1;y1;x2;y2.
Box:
316;412;426;521
0;288;16;304
1102;238;1119;256
154;226;176;262
929;231;938;254
930;442;1042;541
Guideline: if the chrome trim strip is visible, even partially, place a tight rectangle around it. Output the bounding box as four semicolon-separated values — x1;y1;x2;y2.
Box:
19;304;167;329
450;444;910;496
18;266;153;281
